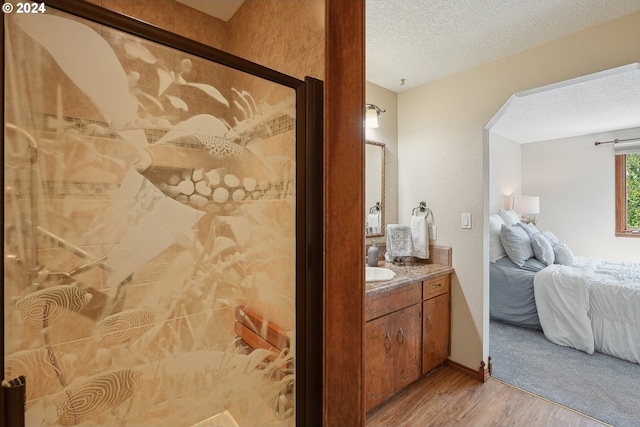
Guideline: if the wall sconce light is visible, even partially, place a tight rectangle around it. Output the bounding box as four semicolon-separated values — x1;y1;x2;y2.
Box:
512;195;540;224
365;103;385;128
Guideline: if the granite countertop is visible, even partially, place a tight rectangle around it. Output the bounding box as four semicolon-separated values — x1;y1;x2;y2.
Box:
365;261;454;297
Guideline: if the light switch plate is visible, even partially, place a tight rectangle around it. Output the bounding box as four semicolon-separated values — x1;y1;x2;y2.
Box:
462;213;472;229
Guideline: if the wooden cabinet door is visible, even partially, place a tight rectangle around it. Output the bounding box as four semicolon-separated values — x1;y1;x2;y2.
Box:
391;304;421;391
422;293;450;374
365;314;392;411
365;304;422;412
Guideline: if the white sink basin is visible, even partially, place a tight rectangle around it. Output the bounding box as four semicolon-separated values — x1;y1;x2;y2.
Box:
366;267;396;282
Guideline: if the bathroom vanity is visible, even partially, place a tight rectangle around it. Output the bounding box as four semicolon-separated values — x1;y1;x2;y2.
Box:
365;258;453;412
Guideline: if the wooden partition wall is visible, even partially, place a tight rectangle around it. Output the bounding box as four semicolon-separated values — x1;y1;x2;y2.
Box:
324;1;366;426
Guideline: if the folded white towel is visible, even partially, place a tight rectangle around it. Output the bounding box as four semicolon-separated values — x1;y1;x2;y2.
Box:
386;224;413;257
368;213;381;233
411;215;429;259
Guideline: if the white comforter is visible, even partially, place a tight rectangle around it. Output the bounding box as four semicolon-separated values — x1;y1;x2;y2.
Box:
533;256;640;364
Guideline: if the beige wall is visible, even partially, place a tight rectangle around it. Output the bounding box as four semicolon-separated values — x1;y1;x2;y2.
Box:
398;11;640;369
489;133;521;213
227;0;325;82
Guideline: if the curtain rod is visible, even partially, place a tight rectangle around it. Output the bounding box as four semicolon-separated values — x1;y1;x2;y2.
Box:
594;137;640;146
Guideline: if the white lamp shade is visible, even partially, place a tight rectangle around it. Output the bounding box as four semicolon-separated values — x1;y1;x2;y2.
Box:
365;107;379;128
512;195;540;214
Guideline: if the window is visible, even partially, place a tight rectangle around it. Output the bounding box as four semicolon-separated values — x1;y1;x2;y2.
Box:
615;152;640;237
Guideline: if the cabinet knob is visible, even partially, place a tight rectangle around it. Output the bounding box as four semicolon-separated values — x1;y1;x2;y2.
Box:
397;327;405;346
426;314;433;333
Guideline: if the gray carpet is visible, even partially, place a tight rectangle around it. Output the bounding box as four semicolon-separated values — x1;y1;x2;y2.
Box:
490;320;640;427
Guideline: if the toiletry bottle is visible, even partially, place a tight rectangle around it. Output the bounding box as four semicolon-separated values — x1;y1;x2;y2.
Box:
367;241;379;267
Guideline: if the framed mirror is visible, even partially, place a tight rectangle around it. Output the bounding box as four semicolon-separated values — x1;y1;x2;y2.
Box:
365;140;385;237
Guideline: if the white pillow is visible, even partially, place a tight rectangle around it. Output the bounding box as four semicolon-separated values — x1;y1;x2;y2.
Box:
517;222;539;239
500;224;533;267
541;230;560;246
554;242;574;266
489;214;507;262
531;232;555;265
498;209;520;226
537;230;573;266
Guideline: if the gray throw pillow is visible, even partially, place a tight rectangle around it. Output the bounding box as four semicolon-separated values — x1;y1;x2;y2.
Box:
531;232;555;266
500;224;534;267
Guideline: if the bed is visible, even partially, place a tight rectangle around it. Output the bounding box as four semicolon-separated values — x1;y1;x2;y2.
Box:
489;209;640;364
489;256;543;329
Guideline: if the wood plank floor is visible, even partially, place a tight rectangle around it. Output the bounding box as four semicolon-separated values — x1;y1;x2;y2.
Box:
366;366;610;427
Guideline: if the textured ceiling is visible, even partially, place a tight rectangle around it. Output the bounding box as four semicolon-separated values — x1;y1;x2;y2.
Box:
489;64;640;143
366;0;640;93
366;0;640;143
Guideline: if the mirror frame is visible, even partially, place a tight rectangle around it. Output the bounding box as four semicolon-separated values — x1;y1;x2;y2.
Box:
365;139;385;238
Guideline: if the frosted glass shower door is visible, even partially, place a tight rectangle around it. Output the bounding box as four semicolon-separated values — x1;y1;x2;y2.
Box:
3;2;322;426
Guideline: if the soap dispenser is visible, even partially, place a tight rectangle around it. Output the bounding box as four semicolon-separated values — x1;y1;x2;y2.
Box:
367;241;379;267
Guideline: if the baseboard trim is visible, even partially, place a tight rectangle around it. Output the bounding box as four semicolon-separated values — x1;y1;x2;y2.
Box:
444;357;492;383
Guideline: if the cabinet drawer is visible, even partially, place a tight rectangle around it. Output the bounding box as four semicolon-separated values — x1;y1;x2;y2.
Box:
423;274;450;299
365;282;421;321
